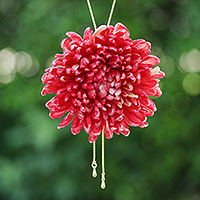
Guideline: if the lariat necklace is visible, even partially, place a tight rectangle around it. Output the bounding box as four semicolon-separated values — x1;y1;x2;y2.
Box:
41;0;165;189
87;0;117;189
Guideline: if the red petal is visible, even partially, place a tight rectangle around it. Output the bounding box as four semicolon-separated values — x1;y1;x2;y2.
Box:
52;59;63;67
57;113;74;129
41;73;48;84
133;39;151;50
141;77;158;87
152;71;165;78
124;116;139;127
89;134;98;143
139;97;157;111
93;121;103;135
140;106;154;116
61;38;71;51
154;87;162;97
66;32;83;43
119;122;130;136
49;110;66;119
93;25;107;37
142;56;160;65
92;106;100;120
139;122;149;128
114;23;130;38
145;87;162;97
71;115;83;135
41;88;47;96
41;85;57;96
104;120;113;139
133;87;147;97
83;114;93;133
124;109;143;124
83;27;93;40
113;126;120;135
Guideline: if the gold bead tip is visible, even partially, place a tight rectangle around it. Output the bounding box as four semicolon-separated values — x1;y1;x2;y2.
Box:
101;173;106;189
92;168;97;178
101;180;106;189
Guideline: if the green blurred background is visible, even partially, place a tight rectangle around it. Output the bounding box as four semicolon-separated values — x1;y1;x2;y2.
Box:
0;0;200;199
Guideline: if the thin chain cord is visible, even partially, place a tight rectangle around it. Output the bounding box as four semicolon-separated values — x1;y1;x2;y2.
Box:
86;0;98;179
86;0;117;28
86;0;117;189
86;0;97;30
107;0;117;26
101;128;106;189
101;0;116;185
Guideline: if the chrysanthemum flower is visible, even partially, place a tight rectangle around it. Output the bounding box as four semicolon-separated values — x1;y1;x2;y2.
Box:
41;23;165;143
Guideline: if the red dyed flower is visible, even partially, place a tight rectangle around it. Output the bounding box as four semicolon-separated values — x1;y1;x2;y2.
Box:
41;23;165;143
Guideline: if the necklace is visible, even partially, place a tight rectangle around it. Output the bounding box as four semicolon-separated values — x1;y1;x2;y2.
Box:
41;0;165;189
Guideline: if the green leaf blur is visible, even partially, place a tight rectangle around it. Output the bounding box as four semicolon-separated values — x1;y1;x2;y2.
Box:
0;0;200;199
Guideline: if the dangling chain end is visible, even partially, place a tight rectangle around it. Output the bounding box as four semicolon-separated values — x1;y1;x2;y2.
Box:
90;128;107;189
91;141;98;178
101;172;106;189
91;160;97;178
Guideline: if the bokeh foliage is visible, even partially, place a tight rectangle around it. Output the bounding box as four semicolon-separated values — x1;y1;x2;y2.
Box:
0;0;200;199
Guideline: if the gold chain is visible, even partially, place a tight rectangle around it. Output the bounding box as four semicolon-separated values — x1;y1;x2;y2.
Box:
86;0;117;28
107;0;117;26
101;127;106;189
86;0;97;30
86;0;116;189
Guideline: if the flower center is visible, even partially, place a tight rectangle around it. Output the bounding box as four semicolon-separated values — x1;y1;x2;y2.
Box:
97;81;110;99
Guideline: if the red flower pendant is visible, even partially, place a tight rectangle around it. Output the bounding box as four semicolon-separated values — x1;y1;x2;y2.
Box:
41;23;165;143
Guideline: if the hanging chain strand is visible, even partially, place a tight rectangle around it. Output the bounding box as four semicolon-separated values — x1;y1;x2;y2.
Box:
91;141;97;178
86;0;117;189
86;0;98;179
107;0;117;26
86;0;117;28
101;128;106;189
86;0;97;30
